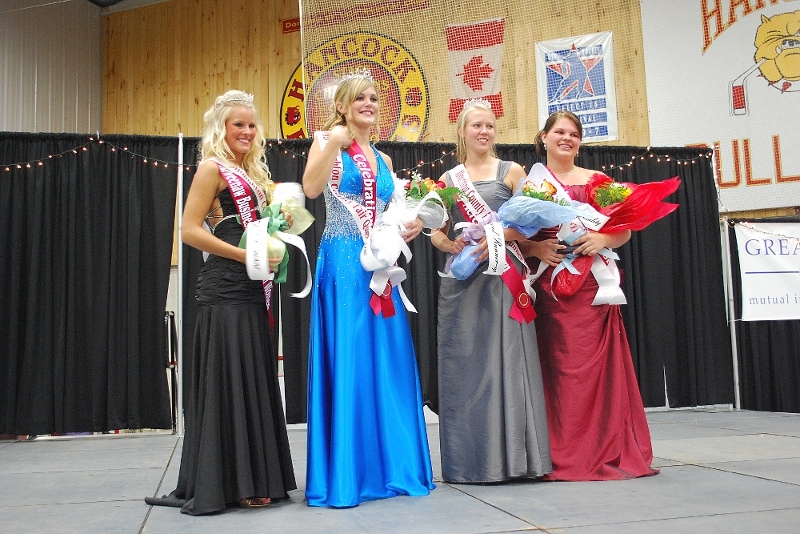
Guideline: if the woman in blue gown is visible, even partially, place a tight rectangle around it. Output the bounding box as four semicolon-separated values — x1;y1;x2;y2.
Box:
301;71;435;508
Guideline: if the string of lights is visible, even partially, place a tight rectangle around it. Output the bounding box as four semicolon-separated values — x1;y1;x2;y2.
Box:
599;145;715;174
1;136;312;173
388;148;457;179
724;219;800;243
6;135;794;238
4;138;718;179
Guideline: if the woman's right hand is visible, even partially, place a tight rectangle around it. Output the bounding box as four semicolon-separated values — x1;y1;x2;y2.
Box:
328;125;352;150
449;235;468;255
302;126;353;199
529;238;565;267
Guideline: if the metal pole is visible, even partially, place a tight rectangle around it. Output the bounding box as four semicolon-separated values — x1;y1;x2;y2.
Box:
722;217;741;409
176;133;185;435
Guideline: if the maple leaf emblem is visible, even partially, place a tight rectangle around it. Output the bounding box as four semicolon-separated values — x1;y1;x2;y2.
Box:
457;55;494;91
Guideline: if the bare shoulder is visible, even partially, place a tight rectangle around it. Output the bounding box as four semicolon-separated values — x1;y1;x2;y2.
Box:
570;166;602;186
504;160;527;189
193;159;226;191
507;160;527;178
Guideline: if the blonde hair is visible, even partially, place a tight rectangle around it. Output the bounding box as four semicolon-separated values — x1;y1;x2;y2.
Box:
454;100;497;163
535;110;583;157
321;76;378;131
199;90;273;199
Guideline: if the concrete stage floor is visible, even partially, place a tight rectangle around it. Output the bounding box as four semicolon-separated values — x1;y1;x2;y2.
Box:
2;408;800;533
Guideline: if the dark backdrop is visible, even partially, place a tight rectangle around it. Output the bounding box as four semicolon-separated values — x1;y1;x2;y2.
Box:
263;139;736;421
1;133;749;435
0;133;176;434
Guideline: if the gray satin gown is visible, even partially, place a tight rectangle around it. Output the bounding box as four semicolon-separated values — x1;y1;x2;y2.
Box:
437;160;552;483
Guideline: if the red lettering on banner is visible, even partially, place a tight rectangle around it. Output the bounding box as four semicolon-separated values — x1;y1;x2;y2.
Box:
742;139;771;186
702;0;780;53
287;79;304;101
282;17;300;33
342;36;359;57
694;134;800;190
774;134;800;183
286;129;306;139
392;58;417;83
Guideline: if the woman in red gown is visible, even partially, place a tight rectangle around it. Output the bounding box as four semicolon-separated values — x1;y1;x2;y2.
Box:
528;111;659;481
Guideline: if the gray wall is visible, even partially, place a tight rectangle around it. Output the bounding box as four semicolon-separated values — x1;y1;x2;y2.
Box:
1;0;102;133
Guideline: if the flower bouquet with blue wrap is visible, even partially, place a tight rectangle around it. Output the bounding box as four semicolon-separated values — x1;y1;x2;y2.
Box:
447;212;504;281
498;163;595;238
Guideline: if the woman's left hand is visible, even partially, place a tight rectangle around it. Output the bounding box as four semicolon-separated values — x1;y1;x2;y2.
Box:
401;217;424;242
572;231;608;256
280;208;294;228
472;236;489;263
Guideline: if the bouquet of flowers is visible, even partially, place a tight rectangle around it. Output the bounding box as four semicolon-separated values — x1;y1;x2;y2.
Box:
405;171;461;207
238;190;314;300
401;171;463;231
498;163;595;238
550;172;681;299
585;173;681;234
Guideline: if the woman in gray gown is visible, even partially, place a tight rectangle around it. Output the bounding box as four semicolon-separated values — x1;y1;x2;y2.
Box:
429;99;552;483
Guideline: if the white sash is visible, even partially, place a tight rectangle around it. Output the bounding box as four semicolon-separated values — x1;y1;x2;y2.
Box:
448;164;528;276
531;168;626;305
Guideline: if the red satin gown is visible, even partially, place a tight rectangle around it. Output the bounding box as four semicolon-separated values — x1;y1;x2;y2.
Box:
533;184;658;481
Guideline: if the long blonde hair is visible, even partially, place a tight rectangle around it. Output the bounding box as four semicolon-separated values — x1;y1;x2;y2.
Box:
454;100;497;163
321;76;378;131
199;90;274;199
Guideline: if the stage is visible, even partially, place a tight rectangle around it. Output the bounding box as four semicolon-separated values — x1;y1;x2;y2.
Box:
2;408;800;533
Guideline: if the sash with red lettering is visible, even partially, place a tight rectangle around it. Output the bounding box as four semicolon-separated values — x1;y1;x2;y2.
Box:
314;132;397;318
449;164;535;323
212;158;277;323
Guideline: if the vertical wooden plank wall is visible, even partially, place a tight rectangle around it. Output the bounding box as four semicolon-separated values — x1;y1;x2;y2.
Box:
103;0;301;137
101;0;648;145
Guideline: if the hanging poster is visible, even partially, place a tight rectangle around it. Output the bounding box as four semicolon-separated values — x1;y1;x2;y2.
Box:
641;2;800;212
535;31;618;143
734;222;800;321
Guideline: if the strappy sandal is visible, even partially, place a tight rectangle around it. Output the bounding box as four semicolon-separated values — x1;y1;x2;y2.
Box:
238;497;271;508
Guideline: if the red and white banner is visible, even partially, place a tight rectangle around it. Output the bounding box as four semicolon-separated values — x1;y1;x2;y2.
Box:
446;18;505;121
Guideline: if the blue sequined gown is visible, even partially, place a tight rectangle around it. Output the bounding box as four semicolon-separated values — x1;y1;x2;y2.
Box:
305;147;435;508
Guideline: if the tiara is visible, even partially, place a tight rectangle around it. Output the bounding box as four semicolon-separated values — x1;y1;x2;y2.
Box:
216;92;254;107
463;97;492;110
339;67;374;83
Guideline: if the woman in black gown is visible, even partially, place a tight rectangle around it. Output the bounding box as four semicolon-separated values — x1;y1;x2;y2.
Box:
146;90;296;515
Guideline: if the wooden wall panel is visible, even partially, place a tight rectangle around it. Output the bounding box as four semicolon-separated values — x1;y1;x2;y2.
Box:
102;0;301;137
102;0;648;145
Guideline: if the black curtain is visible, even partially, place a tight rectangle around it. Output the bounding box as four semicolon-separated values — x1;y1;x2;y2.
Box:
247;140;733;421
728;216;800;413
0;133;175;434
1;133;740;434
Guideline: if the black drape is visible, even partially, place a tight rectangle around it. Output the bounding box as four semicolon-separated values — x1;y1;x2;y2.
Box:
248;141;733;421
1;133;741;434
0;133;175;434
728;216;800;413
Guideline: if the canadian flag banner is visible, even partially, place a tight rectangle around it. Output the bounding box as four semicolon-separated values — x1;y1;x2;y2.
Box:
446;18;506;122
